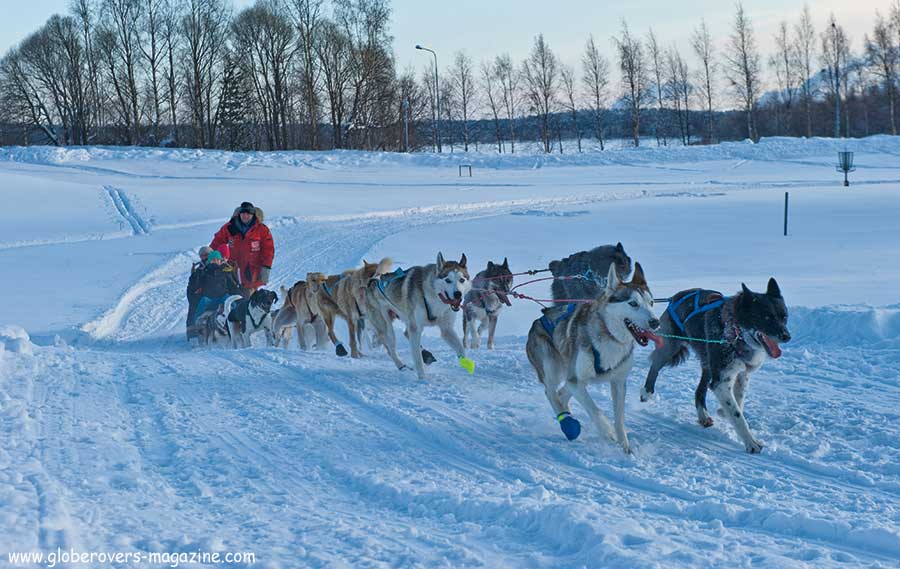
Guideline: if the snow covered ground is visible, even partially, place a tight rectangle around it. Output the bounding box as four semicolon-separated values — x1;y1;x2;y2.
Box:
0;137;898;567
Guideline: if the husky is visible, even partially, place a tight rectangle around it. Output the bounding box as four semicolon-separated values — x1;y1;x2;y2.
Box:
640;279;791;454
224;289;278;349
526;263;662;453
366;252;472;379
549;242;632;305
193;305;230;347
331;258;393;358
463;258;513;349
273;273;329;349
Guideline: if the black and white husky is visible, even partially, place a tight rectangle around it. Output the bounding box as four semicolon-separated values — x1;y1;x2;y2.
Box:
463;258;513;350
224;289;279;349
640;279;791;453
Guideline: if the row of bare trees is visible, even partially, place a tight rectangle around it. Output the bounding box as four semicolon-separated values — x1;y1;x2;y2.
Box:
3;1;900;151
0;0;413;150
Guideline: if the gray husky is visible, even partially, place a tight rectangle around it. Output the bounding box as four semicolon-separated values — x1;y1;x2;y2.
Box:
526;263;662;453
549;242;632;305
366;252;472;379
640;279;791;453
463;258;513;350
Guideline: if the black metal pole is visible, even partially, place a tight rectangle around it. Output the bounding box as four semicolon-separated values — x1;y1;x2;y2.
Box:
784;192;789;236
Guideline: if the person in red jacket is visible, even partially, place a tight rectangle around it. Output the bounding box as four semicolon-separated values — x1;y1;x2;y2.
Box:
210;201;274;297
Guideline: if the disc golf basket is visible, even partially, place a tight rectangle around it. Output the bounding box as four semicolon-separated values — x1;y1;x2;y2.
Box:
837;151;855;187
459;164;472;177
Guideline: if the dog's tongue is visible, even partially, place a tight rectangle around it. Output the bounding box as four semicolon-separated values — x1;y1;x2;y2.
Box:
644;330;664;350
760;333;782;359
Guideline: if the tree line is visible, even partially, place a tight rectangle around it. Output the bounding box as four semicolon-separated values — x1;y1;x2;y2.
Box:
1;0;899;152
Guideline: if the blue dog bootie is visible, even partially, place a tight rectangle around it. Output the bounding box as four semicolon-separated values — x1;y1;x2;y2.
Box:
335;343;348;357
557;412;581;441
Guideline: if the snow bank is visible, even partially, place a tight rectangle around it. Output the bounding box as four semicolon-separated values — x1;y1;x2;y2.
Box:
0;325;33;356
2;134;897;172
790;304;900;347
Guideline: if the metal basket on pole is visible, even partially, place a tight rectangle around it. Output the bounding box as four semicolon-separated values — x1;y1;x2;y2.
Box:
837;151;855;187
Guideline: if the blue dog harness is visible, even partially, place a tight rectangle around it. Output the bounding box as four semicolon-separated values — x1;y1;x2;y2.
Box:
666;290;726;334
376;267;406;296
322;274;342;297
540;303;576;336
539;303;610;374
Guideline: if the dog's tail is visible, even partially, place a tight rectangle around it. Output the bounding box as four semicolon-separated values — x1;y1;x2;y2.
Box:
374;257;393;277
665;344;690;368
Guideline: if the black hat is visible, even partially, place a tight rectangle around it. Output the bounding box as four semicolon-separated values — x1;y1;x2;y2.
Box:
239;201;255;214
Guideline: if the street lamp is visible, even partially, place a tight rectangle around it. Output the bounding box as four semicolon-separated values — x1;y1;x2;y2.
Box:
416;44;441;153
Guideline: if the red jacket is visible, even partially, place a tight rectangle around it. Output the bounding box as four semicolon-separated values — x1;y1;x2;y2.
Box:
210;208;274;290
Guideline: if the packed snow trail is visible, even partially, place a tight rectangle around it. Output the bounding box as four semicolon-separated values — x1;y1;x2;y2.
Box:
1;139;899;568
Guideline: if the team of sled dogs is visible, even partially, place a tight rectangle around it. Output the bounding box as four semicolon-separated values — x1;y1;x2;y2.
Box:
192;243;791;454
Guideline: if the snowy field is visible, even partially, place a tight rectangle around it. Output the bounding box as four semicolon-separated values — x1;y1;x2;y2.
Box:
0;137;898;568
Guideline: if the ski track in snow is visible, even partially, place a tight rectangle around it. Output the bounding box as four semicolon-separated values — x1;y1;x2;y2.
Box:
103;185;151;236
3;145;900;567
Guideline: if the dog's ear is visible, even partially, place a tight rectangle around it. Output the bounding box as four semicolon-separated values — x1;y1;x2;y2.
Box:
502;257;509;269
616;242;625;253
605;262;620;294
488;261;494;269
436;252;445;269
741;283;752;295
548;260;559;274
766;277;782;298
459;253;467;268
630;262;646;287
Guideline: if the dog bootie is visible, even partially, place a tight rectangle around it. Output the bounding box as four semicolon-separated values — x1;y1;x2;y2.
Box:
335;343;348;357
557;412;581;441
458;357;475;374
421;349;437;365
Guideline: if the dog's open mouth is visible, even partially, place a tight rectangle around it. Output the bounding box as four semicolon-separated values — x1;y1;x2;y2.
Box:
625;319;664;349
756;331;782;358
439;292;462;311
496;290;512;306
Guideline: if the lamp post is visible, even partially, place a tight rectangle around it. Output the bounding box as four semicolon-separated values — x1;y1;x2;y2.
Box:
416;44;441;153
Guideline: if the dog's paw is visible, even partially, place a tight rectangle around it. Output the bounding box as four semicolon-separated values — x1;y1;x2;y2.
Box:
698;416;714;428
745;439;765;454
639;386;654;402
557;413;581;441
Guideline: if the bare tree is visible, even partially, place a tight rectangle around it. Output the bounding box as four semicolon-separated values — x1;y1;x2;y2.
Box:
691;19;716;143
102;0;143;144
724;2;761;141
159;0;182;145
139;0;166;141
316;19;352;148
182;0;230;148
0;40;61;144
866;11;898;135
521;34;558;153
581;34;609;150
793;4;816;137
560;64;581;152
821;14;849;138
481;60;503;152
769;21;797;135
232;1;296;150
290;0;324;149
450;51;475;151
646;28;667;146
614;20;648;147
495;53;519;152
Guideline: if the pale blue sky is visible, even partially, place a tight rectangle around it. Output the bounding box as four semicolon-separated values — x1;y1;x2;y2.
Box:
0;0;883;74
